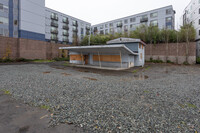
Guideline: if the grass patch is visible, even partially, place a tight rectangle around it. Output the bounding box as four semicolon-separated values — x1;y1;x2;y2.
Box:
144;90;150;93
53;57;69;61
132;70;138;73
186;103;197;108
2;89;11;95
145;66;151;70
40;105;50;110
33;59;55;63
178;103;185;108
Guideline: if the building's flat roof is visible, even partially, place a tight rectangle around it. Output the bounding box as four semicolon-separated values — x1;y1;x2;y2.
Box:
59;44;138;55
106;38;146;45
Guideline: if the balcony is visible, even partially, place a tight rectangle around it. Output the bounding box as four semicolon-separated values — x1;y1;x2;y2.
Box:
73;21;78;27
51;22;58;27
86;31;90;35
63;38;69;43
117;23;123;27
51;15;58;21
51;29;58;34
140;17;148;23
86;26;90;30
63;32;69;36
63;19;69;24
51;36;58;41
63;25;69;30
73;28;78;33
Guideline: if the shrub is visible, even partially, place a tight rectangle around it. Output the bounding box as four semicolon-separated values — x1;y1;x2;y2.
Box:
196;57;200;64
167;60;174;64
53;57;69;61
15;58;32;62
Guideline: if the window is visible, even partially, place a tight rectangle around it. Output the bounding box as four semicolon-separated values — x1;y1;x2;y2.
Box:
81;28;84;34
130;17;136;23
130;24;136;30
150;12;158;18
105;29;108;34
0;17;8;24
124;25;128;32
105;24;108;28
166;17;172;23
124;19;128;24
109;23;113;27
100;30;104;35
199;19;200;25
140;53;142;60
100;25;104;29
14;20;18;25
166;9;172;15
150;20;158;26
0;3;3;10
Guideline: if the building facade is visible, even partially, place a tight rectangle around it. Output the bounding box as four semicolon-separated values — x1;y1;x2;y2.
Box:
0;0;91;44
181;0;200;57
92;5;175;35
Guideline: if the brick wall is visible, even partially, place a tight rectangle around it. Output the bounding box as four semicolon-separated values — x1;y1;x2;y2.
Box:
145;43;196;64
0;36;69;60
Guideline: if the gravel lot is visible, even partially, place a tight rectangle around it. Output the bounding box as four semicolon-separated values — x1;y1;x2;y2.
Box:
0;62;200;132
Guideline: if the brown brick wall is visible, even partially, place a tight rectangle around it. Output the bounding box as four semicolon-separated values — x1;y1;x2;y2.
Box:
0;36;70;60
145;42;196;64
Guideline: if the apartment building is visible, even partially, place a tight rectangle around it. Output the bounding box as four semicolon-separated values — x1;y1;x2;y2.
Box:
45;8;91;44
181;0;200;57
92;5;175;35
0;0;19;38
0;0;91;44
181;0;200;40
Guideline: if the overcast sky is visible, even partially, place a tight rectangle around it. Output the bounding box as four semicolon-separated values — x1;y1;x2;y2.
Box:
46;0;191;29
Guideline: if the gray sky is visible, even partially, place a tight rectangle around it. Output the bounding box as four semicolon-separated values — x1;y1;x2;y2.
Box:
46;0;191;29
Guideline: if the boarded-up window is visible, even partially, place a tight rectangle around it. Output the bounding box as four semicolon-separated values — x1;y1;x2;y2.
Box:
140;53;143;60
142;45;144;49
93;55;121;62
139;44;141;49
70;55;82;61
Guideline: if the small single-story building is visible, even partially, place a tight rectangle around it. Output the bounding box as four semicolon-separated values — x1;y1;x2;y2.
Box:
59;38;146;69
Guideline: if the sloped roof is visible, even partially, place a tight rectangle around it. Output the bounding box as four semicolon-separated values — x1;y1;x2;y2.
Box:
106;38;146;45
59;44;138;55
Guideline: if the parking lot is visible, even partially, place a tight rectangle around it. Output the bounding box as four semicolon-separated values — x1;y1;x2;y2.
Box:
0;62;200;132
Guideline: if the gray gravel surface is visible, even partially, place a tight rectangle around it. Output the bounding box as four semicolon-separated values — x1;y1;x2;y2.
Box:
0;63;200;132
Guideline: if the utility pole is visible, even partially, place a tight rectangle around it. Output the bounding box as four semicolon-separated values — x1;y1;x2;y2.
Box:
88;27;91;46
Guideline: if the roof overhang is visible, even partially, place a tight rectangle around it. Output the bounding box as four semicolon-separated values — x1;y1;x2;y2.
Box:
106;37;146;46
59;44;138;55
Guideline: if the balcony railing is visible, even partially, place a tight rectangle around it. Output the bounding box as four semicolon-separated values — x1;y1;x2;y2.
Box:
73;28;78;32
51;15;58;21
51;22;58;27
63;32;69;36
86;31;90;35
117;23;123;27
86;26;90;30
63;25;69;30
63;19;69;24
51;29;58;34
51;36;58;41
63;38;69;43
73;21;78;27
140;18;148;23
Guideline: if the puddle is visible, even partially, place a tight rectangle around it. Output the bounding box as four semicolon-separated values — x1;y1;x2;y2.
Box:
78;70;90;73
43;71;51;74
83;77;97;81
61;73;71;76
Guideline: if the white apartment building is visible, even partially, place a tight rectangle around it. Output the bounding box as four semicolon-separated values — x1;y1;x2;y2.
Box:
92;5;175;35
182;0;200;57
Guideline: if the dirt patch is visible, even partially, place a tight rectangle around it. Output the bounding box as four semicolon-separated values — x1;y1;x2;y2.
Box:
78;70;90;73
0;91;83;133
43;71;51;74
83;77;97;81
61;73;71;76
